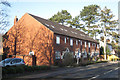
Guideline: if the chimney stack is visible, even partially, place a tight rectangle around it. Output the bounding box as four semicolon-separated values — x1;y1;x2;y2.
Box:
14;16;18;24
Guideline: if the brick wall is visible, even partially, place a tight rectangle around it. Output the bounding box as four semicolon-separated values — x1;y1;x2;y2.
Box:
3;13;54;66
53;34;99;59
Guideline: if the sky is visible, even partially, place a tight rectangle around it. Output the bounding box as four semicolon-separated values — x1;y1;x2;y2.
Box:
5;0;120;31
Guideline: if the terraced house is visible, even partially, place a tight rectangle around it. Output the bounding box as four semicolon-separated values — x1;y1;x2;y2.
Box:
3;13;100;66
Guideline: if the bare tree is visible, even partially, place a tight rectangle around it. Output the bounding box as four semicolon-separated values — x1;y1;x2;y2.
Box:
0;0;11;33
26;25;54;65
3;19;26;57
0;1;11;58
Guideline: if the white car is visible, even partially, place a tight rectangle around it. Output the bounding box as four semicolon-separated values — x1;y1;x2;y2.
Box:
0;58;25;67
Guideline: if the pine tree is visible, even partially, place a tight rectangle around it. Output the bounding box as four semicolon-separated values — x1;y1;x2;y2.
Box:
80;5;101;37
49;10;72;25
67;16;83;28
100;6;118;60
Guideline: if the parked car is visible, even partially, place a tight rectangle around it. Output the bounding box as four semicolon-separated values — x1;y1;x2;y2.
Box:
0;58;25;67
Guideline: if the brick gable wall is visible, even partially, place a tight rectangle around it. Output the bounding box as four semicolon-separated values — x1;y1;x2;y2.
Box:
3;13;54;65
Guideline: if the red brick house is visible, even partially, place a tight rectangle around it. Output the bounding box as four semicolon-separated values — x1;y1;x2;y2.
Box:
3;13;99;66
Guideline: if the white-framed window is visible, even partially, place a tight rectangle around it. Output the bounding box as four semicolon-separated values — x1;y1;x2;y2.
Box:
97;44;99;48
95;43;96;47
67;37;69;39
92;43;94;47
88;42;90;48
76;40;78;45
56;36;60;44
81;41;82;45
55;51;61;59
70;38;73;46
65;37;66;43
85;41;86;47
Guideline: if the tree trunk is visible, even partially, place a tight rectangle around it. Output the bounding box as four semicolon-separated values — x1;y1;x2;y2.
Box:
14;37;17;56
49;50;52;66
104;25;106;60
88;23;90;36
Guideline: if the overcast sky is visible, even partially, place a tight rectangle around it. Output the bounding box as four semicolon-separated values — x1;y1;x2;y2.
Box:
6;0;120;31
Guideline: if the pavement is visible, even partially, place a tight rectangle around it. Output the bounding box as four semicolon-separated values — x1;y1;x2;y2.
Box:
14;61;120;80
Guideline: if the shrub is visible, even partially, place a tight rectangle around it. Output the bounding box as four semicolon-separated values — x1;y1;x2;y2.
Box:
32;66;40;71
54;59;63;67
15;66;24;73
2;68;8;74
24;65;34;72
24;65;51;71
62;52;74;66
6;67;16;74
38;65;51;70
2;65;51;75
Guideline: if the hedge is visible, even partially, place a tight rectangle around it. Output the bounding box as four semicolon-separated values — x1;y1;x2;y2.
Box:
80;60;108;66
2;65;51;74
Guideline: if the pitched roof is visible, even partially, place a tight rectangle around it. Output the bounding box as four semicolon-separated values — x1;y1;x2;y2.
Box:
29;13;98;43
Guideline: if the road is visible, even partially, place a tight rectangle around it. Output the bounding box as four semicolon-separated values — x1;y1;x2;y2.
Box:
17;62;120;80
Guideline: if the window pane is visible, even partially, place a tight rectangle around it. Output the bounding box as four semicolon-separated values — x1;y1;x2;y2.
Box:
92;43;94;46
85;41;86;47
76;40;78;45
55;51;61;59
56;36;60;44
97;44;99;48
12;59;17;63
4;58;12;63
89;42;90;48
81;41;82;45
65;37;66;43
70;39;73;46
16;59;21;63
